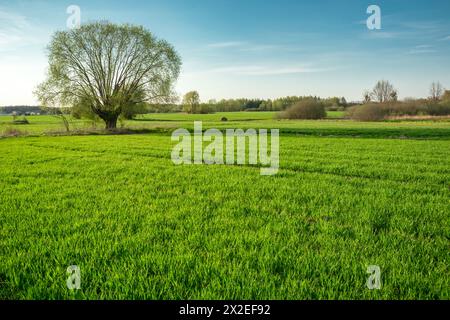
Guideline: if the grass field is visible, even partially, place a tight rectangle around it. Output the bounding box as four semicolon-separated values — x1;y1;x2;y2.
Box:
0;113;449;299
2;112;450;139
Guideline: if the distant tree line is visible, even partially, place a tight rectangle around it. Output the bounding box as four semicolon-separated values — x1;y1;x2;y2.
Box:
348;80;450;121
175;91;351;115
0;106;45;115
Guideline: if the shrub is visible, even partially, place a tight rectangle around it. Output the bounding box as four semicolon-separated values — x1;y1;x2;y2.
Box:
346;104;388;121
279;99;326;119
1;127;27;137
221;117;228;122
12;118;29;125
426;102;450;116
348;101;450;120
384;100;427;116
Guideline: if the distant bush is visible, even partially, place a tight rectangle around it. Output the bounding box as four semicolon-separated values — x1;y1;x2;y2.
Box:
1;127;27;137
346;104;388;121
221;117;228;122
426;102;450;116
279;99;326;119
12;118;30;125
384;100;427;116
384;100;450;117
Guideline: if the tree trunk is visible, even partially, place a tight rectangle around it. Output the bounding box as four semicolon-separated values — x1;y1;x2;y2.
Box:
105;117;118;130
96;110;119;130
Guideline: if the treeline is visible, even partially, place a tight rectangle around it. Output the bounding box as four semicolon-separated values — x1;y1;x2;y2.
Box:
345;81;450;121
207;96;349;112
0;106;45;115
346;97;450;121
277;80;450;121
152;95;352;115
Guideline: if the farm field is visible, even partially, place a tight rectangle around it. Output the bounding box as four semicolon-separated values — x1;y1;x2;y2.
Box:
0;115;449;299
2;112;450;139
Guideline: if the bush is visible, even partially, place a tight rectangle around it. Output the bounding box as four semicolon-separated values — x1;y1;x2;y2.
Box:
348;101;450;121
1;127;27;137
221;117;228;122
279;99;326;119
426;102;450;116
384;100;427;116
346;104;388;121
12;118;29;125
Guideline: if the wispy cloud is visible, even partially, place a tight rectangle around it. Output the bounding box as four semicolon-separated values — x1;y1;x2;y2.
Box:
207;41;246;48
239;44;281;52
407;45;437;55
207;41;291;53
205;65;330;76
359;16;450;42
439;35;450;41
363;31;400;39
0;8;49;51
399;21;442;31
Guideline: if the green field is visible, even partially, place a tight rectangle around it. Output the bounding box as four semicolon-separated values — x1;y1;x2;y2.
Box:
0;113;449;299
2;112;450;139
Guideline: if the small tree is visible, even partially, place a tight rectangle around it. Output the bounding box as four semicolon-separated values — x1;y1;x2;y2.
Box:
363;91;371;103
371;80;397;103
182;91;200;114
42;106;71;132
429;82;444;102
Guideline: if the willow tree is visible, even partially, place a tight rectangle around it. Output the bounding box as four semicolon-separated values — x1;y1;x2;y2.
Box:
35;22;181;129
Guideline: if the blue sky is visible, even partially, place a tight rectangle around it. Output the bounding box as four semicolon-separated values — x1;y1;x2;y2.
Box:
1;0;450;105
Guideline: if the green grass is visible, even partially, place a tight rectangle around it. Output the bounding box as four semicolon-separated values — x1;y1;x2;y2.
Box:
2;112;450;139
0;113;449;299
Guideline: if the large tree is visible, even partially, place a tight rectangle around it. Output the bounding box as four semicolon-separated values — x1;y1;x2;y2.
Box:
35;22;181;129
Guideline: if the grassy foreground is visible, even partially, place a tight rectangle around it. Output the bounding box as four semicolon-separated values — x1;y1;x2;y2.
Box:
0;114;449;299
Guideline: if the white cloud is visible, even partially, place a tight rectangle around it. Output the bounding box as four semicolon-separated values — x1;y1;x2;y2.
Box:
363;31;400;39
415;44;432;48
207;41;287;52
407;47;437;55
0;8;49;51
400;21;441;31
193;65;329;76
207;41;246;48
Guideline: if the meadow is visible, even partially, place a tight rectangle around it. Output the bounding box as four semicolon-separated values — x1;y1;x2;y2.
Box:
0;112;449;299
2;111;450;139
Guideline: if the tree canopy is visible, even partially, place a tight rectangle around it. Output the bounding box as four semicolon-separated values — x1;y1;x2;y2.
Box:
35;22;181;129
370;80;398;103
